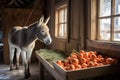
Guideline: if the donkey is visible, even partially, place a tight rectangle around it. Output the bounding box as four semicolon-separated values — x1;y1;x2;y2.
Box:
8;15;52;79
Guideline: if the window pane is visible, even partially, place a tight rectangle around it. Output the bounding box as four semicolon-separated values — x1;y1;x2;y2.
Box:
115;0;120;15
99;0;111;17
59;24;65;37
55;4;67;39
99;18;111;40
59;9;64;23
64;7;67;22
114;17;120;41
58;24;67;37
64;23;67;37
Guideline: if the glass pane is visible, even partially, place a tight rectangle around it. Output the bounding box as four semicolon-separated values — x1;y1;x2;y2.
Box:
58;24;67;38
64;23;67;38
115;0;120;14
114;17;120;41
99;18;111;40
59;9;64;23
64;7;67;22
99;0;111;17
59;24;65;37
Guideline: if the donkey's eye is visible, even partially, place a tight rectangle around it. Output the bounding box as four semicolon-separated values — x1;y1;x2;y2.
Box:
42;30;44;33
41;30;45;34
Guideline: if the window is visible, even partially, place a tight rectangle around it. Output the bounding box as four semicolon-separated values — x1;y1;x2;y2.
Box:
55;4;67;39
98;0;120;41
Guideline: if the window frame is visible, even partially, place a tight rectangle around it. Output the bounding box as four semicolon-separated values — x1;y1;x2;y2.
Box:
88;0;120;57
55;4;68;39
97;0;120;41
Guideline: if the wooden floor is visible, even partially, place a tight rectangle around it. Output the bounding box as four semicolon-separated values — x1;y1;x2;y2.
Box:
0;62;120;80
0;62;55;80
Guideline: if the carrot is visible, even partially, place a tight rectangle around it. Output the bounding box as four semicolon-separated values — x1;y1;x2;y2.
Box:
81;63;87;68
71;58;79;65
70;53;78;58
68;64;75;70
106;58;117;64
56;49;118;71
79;58;87;64
75;64;82;70
87;62;94;67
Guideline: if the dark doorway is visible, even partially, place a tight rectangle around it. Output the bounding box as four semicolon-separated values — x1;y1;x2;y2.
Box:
0;8;4;64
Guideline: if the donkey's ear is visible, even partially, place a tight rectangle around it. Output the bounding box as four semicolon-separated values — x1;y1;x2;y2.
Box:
38;15;44;26
44;16;51;24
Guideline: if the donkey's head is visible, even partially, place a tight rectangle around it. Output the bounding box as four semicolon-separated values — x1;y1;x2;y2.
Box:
36;15;52;45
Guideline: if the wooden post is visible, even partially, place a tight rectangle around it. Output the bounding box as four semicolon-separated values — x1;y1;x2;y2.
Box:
39;61;44;80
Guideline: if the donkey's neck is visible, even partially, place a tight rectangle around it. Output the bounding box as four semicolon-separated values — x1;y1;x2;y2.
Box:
25;22;38;47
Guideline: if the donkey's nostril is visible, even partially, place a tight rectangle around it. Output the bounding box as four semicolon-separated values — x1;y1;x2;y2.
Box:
46;39;52;45
47;40;50;44
48;40;50;43
44;37;52;45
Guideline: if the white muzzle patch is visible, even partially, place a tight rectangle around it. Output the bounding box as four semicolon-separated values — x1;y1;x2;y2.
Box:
43;35;52;45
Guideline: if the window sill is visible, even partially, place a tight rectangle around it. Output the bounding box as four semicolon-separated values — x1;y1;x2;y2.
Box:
86;40;120;59
90;40;120;45
55;36;67;39
54;36;67;42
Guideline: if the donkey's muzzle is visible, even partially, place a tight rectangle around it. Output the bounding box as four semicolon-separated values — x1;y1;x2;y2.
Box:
45;40;52;45
44;36;52;45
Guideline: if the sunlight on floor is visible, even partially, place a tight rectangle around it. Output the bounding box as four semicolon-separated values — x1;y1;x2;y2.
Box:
0;63;39;80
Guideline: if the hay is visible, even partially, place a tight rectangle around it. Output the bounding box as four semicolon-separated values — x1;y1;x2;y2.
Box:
37;49;66;64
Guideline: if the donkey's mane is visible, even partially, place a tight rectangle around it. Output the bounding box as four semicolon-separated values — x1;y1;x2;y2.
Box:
27;21;38;28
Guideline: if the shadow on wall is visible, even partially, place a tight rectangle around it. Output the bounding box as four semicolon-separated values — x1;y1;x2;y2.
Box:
0;31;3;64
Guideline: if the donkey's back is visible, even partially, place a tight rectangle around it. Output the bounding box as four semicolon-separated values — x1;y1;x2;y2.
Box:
8;25;36;48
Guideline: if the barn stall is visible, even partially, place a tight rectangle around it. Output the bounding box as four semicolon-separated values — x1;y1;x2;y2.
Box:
0;0;120;80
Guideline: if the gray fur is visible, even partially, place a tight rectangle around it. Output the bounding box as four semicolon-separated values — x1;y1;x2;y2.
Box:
8;16;52;79
8;22;38;49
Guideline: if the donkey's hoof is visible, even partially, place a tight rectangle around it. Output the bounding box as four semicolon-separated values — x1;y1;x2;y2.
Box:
28;73;31;77
25;75;29;79
10;67;13;71
16;67;19;70
10;68;13;71
25;73;31;79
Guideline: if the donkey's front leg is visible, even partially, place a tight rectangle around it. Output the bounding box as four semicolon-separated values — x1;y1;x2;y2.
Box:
26;48;34;77
21;50;30;79
9;46;15;71
16;48;21;70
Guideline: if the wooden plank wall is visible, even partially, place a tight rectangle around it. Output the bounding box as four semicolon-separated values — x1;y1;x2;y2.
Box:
2;0;45;64
3;0;120;64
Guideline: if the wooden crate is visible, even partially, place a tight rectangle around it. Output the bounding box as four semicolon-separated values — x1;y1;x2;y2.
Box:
53;61;120;80
36;49;120;80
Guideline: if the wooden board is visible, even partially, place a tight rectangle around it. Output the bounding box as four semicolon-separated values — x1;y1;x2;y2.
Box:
36;51;67;80
53;61;120;80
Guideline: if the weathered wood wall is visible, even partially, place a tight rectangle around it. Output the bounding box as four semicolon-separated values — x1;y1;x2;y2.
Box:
2;0;120;64
2;0;45;64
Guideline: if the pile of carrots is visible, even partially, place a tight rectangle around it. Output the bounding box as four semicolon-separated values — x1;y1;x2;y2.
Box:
56;50;118;71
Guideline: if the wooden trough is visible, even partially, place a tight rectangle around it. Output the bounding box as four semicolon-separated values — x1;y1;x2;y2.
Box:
53;61;120;80
36;49;120;80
